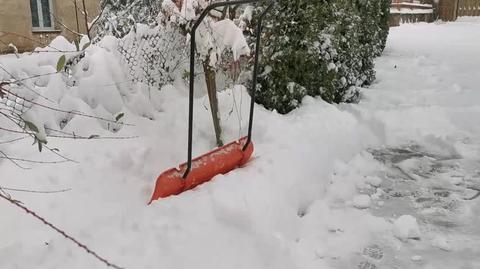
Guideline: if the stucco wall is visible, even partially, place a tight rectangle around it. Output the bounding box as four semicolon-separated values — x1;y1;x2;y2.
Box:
0;0;100;53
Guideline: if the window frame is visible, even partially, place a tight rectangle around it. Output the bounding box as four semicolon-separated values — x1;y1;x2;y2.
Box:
30;0;56;32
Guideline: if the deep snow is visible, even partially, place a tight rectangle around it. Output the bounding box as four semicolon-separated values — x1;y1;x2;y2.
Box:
1;19;480;269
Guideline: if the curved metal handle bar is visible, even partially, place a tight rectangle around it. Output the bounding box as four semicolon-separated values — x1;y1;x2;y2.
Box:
184;0;275;178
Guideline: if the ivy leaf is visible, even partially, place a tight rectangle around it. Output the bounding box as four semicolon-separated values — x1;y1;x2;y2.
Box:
115;113;125;122
82;42;91;51
32;133;47;152
56;55;67;72
24;120;39;133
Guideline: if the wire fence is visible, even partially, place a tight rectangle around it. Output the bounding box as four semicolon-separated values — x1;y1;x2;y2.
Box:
117;24;188;89
0;83;33;125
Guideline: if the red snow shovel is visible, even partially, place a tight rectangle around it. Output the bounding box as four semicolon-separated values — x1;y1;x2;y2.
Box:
149;0;274;203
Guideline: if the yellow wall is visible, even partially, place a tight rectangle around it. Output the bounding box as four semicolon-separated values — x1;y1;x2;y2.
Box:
0;0;100;53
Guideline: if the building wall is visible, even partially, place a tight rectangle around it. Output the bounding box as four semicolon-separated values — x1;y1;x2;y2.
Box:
0;0;100;53
389;0;480;26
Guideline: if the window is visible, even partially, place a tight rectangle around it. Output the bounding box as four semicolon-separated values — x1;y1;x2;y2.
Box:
30;0;54;31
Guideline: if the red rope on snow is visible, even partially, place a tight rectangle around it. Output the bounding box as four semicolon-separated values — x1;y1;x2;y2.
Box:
0;192;126;269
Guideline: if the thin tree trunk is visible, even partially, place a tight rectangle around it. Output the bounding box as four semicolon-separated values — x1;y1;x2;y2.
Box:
203;61;223;147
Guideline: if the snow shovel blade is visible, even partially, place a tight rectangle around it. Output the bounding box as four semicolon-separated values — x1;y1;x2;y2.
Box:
149;136;254;204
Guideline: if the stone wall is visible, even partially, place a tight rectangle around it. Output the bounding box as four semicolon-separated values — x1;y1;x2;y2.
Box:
0;0;99;53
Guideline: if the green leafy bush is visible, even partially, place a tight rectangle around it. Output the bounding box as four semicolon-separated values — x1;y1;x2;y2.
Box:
253;0;390;114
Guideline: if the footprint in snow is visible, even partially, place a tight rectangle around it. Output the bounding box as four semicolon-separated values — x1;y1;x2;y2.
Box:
358;261;377;269
357;244;384;269
362;244;384;260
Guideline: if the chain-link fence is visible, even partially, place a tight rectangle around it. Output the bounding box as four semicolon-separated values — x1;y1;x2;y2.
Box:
0;83;33;126
117;24;188;88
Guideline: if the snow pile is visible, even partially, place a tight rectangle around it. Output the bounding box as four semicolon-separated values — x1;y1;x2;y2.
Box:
0;35;389;269
352;194;372;209
431;236;452;251
213;19;250;61
393;215;421;240
161;0;250;66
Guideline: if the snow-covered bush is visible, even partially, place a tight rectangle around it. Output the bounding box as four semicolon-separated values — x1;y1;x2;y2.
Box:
251;0;390;114
93;0;389;116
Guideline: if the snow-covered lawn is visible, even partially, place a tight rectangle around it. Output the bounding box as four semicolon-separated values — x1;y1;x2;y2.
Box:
1;19;479;269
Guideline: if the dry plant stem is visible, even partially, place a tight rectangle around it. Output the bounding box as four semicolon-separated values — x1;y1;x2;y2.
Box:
0;136;29;145
0;156;70;164
0;151;30;169
81;0;91;39
0;186;71;194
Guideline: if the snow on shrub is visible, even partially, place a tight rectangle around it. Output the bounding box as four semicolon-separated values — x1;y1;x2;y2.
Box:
93;0;389;115
92;0;161;41
251;0;390;114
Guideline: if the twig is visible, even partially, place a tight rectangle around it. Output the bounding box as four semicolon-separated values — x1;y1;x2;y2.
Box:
88;4;107;34
0;126;30;134
81;0;92;39
69;0;95;21
4;89;134;126
45;143;79;163
9;72;59;84
0;187;11;199
45;127;138;140
0;151;31;169
0;186;71;194
0;111;78;164
25;50;81;54
0;156;70;164
0;109;23;122
0;135;29;145
0;192;126;269
0;31;76;53
0;64;55;103
49;12;84;38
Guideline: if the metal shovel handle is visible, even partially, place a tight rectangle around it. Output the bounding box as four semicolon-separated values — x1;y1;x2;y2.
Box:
184;0;275;178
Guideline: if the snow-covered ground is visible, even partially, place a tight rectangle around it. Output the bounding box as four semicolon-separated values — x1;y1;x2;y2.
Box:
1;19;479;269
